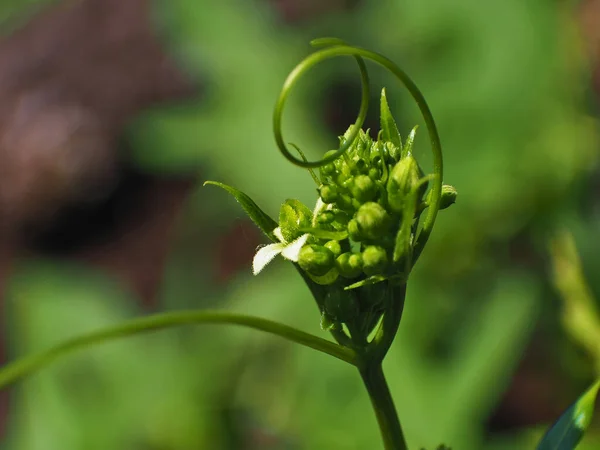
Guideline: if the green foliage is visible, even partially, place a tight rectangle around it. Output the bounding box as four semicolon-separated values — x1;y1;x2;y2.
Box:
1;0;597;448
204;181;278;241
536;381;600;450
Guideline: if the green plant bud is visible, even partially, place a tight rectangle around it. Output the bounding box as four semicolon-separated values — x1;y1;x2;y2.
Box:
361;246;388;276
329;210;350;231
337;194;355;211
439;184;457;209
385;142;401;162
350;174;376;203
387;155;427;213
320;185;338;203
368;167;380;181
319;150;338;177
317;211;335;224
298;245;335;276
279;199;312;242
347;219;363;241
307;267;339;285
369;142;383;164
324;240;342;257
335;170;353;189
324;288;359;322
355;202;392;240
336;252;363;278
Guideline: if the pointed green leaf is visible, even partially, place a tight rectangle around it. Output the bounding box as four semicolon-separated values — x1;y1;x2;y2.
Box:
344;275;388;290
204;181;278;241
380;88;402;150
536;380;600;450
403;125;418;157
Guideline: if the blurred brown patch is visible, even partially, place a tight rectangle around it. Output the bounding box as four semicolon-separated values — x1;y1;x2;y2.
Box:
0;0;201;434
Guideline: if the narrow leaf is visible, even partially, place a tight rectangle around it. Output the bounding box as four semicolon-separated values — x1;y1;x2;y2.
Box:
380;88;402;150
536;380;600;450
204;181;278;241
403;125;418;157
344;275;387;290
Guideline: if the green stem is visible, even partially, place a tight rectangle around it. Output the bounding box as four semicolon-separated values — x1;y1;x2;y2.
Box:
360;363;407;450
0;310;356;390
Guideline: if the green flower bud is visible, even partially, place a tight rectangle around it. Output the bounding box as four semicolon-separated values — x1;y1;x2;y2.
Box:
347;219;363;241
329;210;350;231
307;267;339;285
335;164;353;187
298;245;335;276
368;167;380;181
324;240;342;257
362;245;388;276
355;202;392;240
439;184;457;210
317;210;335;224
279;199;312;242
337;194;355;211
324;288;359;322
369;141;384;162
385;142;401;162
320;185;338;203
350;174;376;203
319;150;338;177
336;252;363;278
387;155;427;213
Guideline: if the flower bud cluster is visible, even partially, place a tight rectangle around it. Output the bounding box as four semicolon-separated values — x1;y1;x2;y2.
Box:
268;91;456;332
294;127;426;286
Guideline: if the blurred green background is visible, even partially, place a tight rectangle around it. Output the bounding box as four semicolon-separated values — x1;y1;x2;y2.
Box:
2;0;600;449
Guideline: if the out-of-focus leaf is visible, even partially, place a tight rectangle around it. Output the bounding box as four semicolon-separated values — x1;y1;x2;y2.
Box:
536;380;600;450
380;88;403;152
204;181;278;241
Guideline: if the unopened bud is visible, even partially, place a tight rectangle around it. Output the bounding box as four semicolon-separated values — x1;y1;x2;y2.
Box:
336;252;363;278
347;218;363;241
317;210;335;224
355;202;392;240
350;175;376;203
362;245;388;276
439;184;457;210
320;185;338;204
319;150;338;177
324;240;342;257
387;155;427;213
298;245;335;276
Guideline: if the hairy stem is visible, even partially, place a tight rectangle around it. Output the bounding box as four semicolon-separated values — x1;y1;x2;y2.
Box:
360;363;407;450
0;310;357;390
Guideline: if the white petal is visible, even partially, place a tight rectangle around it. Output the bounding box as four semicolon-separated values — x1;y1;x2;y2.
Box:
273;227;285;243
281;234;309;262
311;198;327;226
252;243;285;275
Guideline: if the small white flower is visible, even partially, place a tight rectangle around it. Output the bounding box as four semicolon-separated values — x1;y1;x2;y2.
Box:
252;228;309;275
252;198;327;275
